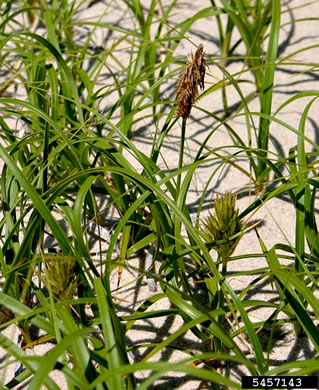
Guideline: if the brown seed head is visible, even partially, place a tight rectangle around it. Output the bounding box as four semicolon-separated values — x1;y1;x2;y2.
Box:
176;44;206;119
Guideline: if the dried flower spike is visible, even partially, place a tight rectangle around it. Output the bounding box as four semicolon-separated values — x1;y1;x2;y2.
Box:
176;44;206;119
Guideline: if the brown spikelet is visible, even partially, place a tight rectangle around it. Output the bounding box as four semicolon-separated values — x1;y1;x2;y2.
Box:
176;44;206;119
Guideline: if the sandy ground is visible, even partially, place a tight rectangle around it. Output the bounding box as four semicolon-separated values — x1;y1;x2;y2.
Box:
1;0;319;388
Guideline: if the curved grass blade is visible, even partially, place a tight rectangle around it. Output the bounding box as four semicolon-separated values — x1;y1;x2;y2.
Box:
27;327;92;390
221;279;267;373
0;142;72;255
0;291;53;336
94;278;124;389
256;0;281;186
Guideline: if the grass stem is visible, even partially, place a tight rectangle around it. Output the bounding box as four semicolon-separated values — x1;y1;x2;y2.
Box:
176;117;187;196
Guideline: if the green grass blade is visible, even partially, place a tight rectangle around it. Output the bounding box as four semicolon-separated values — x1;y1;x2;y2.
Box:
90;355;242;389
274;269;319;319
0;142;72;254
270;266;319;351
294;99;317;273
162;284;257;373
256;0;281;185
222;280;267;373
0;291;54;334
22;32;84;124
58;308;99;385
94;278;124;389
72;175;96;259
297;98;319;259
28;327;92;390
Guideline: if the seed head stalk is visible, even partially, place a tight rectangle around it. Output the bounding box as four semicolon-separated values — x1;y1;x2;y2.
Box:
176;117;186;193
173;44;206;288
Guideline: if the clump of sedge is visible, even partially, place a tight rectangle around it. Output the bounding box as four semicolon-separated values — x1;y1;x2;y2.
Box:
201;192;245;262
176;44;206;119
